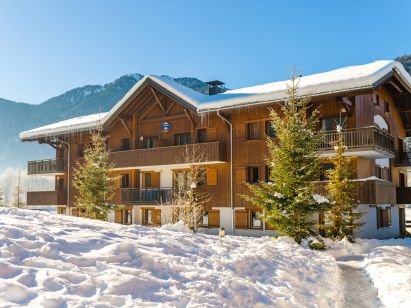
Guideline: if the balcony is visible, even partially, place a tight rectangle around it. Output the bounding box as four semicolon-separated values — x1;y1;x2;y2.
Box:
394;151;411;169
396;187;411;204
315;179;396;204
121;188;172;204
27;159;66;175
111;141;226;169
27;190;67;206
318;126;394;159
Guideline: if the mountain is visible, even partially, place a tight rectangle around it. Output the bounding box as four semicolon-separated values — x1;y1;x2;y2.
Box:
396;54;411;74
0;75;214;172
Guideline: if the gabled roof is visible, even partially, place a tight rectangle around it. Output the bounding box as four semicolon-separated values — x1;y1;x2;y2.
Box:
20;60;411;141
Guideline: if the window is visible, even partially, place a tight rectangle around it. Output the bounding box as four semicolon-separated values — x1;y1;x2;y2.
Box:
197;128;207;143
376;166;382;179
265;165;271;182
202;212;209;226
320;163;335;181
142;137;157;149
251;211;262;228
121;138;130;151
377;207;391;228
247;166;259;183
265;121;276;138
144;209;152;225
78;144;86;157
197;169;207;186
246;122;259;140
57;207;66;215
121;174;130;188
174;132;191;145
373;94;380;106
321;116;347;131
384;101;390;114
144;173;152;188
174;169;206;188
123;209;132;225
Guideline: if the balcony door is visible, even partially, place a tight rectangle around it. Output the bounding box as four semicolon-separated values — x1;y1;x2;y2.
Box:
374;115;390;180
141;171;160;188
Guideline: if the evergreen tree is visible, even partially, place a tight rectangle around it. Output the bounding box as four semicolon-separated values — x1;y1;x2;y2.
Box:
246;75;322;243
73;128;118;220
323;125;364;242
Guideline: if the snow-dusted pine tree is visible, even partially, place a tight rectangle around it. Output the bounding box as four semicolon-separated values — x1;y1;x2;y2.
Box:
246;75;322;243
73;128;118;220
323;125;364;242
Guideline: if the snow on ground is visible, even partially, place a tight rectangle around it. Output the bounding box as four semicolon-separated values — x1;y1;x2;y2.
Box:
326;238;411;308
0;208;339;307
363;240;411;308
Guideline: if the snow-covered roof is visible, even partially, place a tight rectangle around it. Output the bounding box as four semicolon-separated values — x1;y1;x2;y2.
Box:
20;60;411;141
20;113;107;140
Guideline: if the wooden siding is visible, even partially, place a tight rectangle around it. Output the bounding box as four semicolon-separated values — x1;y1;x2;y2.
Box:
315;180;396;204
110;141;226;168
27;190;67;206
28;159;66;175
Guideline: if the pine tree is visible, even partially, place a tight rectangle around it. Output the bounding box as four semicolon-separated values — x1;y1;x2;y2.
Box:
73;128;118;220
246;75;322;243
323;125;364;242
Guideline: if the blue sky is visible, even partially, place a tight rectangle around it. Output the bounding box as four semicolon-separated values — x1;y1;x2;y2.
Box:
0;0;410;104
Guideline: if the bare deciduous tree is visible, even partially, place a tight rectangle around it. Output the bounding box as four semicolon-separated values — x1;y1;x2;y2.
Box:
163;144;211;231
12;170;25;208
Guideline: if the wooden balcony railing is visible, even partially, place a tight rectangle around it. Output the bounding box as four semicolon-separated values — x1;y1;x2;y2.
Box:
394;151;411;167
317;126;394;156
111;141;226;169
27;159;66;175
396;187;411;204
122;188;172;204
27;190;67;206
315;179;396;204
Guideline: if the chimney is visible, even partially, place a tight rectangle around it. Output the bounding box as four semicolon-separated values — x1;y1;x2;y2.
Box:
206;80;226;95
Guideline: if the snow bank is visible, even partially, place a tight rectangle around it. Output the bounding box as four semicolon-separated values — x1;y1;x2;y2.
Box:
160;220;192;233
0;208;339;307
363;239;411;308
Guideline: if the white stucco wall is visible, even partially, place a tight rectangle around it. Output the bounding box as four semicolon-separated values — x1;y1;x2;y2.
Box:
160;168;173;188
219;207;234;234
355;204;400;239
108;210;115;223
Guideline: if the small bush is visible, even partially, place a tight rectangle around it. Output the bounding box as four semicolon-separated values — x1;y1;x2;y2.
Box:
308;241;327;251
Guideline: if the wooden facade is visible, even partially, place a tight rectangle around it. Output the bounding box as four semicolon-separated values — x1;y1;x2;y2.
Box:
23;70;411;233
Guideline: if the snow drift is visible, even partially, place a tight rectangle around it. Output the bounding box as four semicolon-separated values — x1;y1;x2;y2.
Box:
0;208;339;307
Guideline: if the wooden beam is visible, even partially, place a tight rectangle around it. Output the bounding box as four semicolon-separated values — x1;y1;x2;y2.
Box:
184;108;195;127
150;87;166;113
138;100;158;121
139;114;186;124
165;101;175;115
389;80;404;93
119;117;132;136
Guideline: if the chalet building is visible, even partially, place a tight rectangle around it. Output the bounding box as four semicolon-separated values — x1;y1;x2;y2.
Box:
20;60;411;239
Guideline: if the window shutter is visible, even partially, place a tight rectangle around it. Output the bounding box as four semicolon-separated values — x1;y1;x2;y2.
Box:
114;209;122;224
207;169;217;186
152;172;160;188
152;209;161;226
236;167;247;183
208;210;220;227
208;128;217;142
72;208;78;217
236;123;246;139
235;210;249;229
